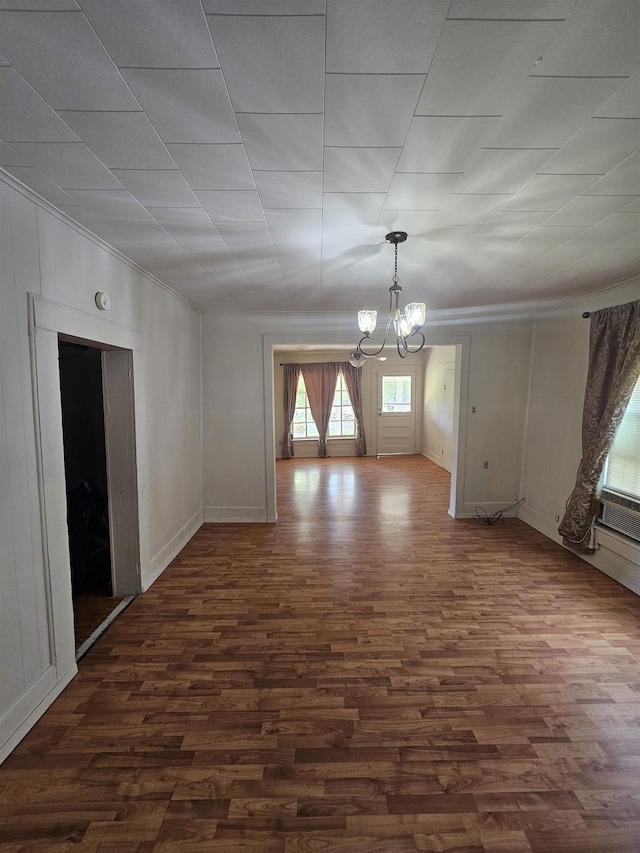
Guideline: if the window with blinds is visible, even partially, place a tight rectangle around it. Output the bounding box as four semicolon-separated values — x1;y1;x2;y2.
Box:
604;376;640;500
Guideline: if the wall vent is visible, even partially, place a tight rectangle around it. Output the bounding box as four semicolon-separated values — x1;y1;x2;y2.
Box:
598;491;640;543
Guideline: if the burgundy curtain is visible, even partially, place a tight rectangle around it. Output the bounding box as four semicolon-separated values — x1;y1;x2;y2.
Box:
559;300;640;554
281;363;301;459
342;363;367;456
300;363;340;457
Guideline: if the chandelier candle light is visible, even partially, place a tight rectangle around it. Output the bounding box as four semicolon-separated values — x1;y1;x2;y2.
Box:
356;231;426;359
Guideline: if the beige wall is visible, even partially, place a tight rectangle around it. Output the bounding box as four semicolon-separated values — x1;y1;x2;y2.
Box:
520;278;640;592
0;175;202;762
202;314;533;521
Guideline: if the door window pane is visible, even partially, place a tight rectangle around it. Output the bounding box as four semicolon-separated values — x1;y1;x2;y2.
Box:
382;375;411;412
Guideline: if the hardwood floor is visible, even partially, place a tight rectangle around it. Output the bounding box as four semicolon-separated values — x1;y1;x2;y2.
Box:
2;456;640;852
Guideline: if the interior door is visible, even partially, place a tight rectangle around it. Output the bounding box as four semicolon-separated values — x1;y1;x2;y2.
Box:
377;371;417;455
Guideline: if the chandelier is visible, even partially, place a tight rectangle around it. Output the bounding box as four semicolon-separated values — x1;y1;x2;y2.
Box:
356;231;426;359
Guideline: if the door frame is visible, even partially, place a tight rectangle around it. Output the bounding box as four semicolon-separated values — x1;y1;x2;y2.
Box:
262;331;471;520
28;294;142;673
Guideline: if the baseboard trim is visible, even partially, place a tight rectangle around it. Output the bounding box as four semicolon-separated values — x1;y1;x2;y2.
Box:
143;508;203;591
455;500;523;519
421;449;441;465
519;506;640;597
0;662;77;765
203;506;271;523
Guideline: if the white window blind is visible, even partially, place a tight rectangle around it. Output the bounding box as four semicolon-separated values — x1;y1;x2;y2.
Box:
604;376;640;499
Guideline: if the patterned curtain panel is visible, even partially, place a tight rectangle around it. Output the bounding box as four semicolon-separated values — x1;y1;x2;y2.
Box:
281;363;301;459
300;363;340;457
342;363;367;456
559;300;640;554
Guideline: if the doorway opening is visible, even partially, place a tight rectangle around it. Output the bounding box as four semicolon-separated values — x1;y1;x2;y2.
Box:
58;341;121;651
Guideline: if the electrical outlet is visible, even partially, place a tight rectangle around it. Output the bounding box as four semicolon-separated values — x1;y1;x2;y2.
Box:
483;460;488;469
554;513;561;522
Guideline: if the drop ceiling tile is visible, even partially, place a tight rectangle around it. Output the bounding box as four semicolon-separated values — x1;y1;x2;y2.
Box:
543;195;635;227
208;14;324;112
3;166;75;206
121;69;240;144
326;0;447;73
66;189;152;220
596;70;640;118
503;174;601;212
0;142;30;167
166;144;254;190
437;193;513;225
398;117;499;173
147;207;215;229
237;114;323;172
271;230;322;256
104;219;179;246
215;222;277;258
384;173;465;210
572;211;640;249
277;250;321;281
542;118;640;175
57;111;174;169
204;1;324;13
323;193;386;224
321;223;380;258
81;0;219;68
191;253;247;283
485;77;623;149
461;149;555;194
0;11;138;110
531;0;639;76
8;142;123;188
111;169;199;207
416;20;560;116
55;205;129;242
323;147;400;193
254;171;322;209
0;68;79;142
584;153;640;196
195;190;265;222
158;224;227;256
265;208;322;234
447;1;571;19
325;74;425;148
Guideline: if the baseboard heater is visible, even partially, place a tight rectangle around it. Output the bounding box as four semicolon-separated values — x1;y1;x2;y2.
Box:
598;490;640;543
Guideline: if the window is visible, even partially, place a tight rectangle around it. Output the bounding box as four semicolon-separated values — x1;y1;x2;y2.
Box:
604;375;640;499
292;372;355;439
381;375;411;412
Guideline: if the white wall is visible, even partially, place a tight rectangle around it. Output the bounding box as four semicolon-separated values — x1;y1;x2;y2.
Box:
458;319;533;514
421;345;456;469
202;314;533;521
520;279;640;593
0;175;203;762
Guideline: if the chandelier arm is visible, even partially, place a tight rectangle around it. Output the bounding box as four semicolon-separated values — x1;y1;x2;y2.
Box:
401;330;426;355
357;328;388;357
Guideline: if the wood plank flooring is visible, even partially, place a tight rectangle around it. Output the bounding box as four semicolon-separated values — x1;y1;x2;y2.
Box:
2;456;640;852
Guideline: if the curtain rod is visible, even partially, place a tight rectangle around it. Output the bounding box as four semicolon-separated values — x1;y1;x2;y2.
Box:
279;361;349;365
582;312;592;318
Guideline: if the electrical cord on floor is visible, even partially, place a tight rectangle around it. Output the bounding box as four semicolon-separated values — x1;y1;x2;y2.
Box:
474;497;526;526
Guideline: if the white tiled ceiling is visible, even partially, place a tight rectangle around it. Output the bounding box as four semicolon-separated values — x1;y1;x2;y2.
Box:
0;0;638;316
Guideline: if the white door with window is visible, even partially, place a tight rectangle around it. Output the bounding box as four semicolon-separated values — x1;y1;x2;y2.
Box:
376;371;417;455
